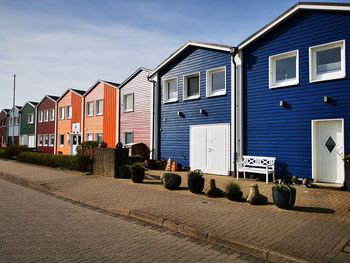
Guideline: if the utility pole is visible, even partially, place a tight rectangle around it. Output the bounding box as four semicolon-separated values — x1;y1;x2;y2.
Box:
12;74;15;146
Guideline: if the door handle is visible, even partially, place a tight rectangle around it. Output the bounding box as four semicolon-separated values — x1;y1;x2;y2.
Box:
208;148;213;152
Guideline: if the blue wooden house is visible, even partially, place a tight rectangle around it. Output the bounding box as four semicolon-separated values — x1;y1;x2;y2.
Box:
149;41;238;175
237;2;350;186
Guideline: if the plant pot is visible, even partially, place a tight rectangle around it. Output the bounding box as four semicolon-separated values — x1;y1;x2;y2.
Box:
272;187;296;209
226;191;243;201
188;177;204;194
131;170;145;183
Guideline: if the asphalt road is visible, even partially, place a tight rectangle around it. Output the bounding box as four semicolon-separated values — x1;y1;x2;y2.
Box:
0;178;261;263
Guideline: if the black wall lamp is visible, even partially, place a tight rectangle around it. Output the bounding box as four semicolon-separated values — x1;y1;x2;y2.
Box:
199;108;208;116
177;111;185;118
324;96;330;103
279;100;286;107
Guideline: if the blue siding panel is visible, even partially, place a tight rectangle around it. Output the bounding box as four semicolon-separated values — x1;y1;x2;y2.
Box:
243;10;350;179
159;47;231;168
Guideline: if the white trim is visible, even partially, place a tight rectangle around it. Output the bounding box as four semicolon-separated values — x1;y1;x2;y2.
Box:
123;93;134;112
27;112;34;124
49;134;55;147
54;101;57;153
239;4;350;49
59;134;64;147
59;107;65;120
309;40;346;83
96;99;104;116
44;109;49;122
38;134;43;146
38;111;43;123
150;77;154;159
269;50;299;89
124;131;134;145
66;105;72;119
163;77;178;103
183;72;201;101
49;108;55;121
206;66;227;97
149;41;231;77
86;101;94;117
311;118;345;184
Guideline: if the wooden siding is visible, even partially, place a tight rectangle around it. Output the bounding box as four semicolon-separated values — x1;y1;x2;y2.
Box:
56;91;83;155
0;111;8;147
20;103;36;135
120;70;151;148
159;46;231;168
37;97;56;154
243;10;350;179
103;83;118;147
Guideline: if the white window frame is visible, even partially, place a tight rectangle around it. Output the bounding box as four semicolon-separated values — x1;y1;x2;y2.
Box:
44;134;49;146
206;66;226;97
59;134;64;147
163;77;178;103
38;111;43;123
50;108;55;121
96;99;103;115
66;106;72;119
309;40;346;83
86;101;94;117
183;72;201;101
59;107;65;120
124;131;134;145
269;50;299;89
15;117;19;126
49;134;54;147
124;94;134;112
44;109;49;122
27;113;34;124
96;133;103;143
38;134;43;146
86;133;94;141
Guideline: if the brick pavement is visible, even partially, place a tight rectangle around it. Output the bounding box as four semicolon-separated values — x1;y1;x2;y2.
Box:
0;178;259;263
0;159;349;262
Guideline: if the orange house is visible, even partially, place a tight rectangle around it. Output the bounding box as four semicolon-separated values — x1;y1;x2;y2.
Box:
56;89;85;155
83;80;119;147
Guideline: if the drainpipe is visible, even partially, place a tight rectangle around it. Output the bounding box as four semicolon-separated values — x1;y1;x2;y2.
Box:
147;76;156;160
230;47;238;176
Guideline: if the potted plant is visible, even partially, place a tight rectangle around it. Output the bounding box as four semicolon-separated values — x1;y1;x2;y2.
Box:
272;181;296;209
161;173;182;190
187;169;205;194
225;182;243;201
130;163;145;183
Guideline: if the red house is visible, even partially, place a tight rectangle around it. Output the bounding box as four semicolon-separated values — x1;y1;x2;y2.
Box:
0;109;10;147
36;95;59;154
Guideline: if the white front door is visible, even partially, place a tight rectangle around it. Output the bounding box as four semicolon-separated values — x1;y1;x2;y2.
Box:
312;119;344;184
71;134;81;155
190;124;230;175
28;135;35;148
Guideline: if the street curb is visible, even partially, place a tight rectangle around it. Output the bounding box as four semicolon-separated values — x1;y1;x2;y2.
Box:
0;172;312;263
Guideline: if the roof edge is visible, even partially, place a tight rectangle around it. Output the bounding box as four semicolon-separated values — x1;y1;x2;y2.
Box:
118;67;152;89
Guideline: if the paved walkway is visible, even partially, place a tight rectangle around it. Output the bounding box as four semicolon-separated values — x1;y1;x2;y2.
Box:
0;159;349;263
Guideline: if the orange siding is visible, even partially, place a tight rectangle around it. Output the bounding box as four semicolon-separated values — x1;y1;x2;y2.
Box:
103;84;118;147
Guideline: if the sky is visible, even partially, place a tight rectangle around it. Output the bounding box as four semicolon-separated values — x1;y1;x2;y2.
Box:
0;0;348;108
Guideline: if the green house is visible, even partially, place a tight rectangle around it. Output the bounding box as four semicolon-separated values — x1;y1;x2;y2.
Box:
20;101;38;148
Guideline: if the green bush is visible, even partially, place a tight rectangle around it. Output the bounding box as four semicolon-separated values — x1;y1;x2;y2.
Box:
17;152;79;171
161;173;182;190
0;145;31;159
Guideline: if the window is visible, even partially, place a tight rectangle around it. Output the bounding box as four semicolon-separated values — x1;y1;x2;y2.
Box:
59;134;64;146
124;132;133;145
50;108;55;121
66;106;72;119
124;94;134;112
206;67;226;96
96;100;103;115
86;133;94;141
269;50;299;88
44;110;49;122
163;78;178;103
38;135;43;146
86;102;94;116
44;134;49;146
28;113;34;124
309;40;345;82
15;117;19;126
183;73;200;100
8;118;12;127
59;107;65;120
49;134;54;147
38;111;43;122
96;133;103;143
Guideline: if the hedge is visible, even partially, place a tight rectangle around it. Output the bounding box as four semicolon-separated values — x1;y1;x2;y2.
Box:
0;145;31;159
17;152;80;171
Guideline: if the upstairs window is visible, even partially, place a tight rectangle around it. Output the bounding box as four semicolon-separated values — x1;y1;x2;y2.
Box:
183;73;200;100
59;107;65;120
38;111;43;123
206;67;226;97
50;108;55;121
66;106;72;119
86;102;94;116
163;78;178;103
96;100;103;115
269;50;299;88
28;113;34;124
44;110;49;122
124;94;134;112
309;40;345;82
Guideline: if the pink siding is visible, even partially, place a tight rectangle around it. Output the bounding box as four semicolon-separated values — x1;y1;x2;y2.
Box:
120;69;151;148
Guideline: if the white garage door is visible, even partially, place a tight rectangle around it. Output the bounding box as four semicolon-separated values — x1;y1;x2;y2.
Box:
190;124;230;175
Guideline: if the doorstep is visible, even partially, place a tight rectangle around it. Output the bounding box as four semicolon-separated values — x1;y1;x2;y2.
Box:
311;182;344;189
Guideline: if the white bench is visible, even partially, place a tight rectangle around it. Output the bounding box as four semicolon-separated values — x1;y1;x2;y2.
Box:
237;156;276;183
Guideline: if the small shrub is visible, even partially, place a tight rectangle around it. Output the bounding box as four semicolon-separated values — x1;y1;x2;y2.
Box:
0;145;31;159
225;182;243;201
130;162;145;183
272;182;295;192
161;173;182;190
75;141;98;172
0;149;6;158
188;169;204;181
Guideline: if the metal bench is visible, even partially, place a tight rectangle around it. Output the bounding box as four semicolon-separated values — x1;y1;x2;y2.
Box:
237;156;276;183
